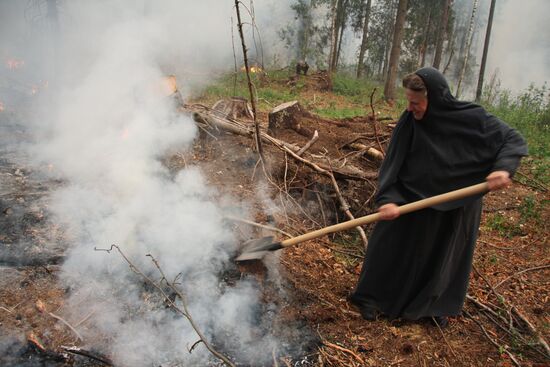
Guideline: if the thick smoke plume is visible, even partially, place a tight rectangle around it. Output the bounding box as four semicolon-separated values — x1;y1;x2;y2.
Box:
1;0;296;365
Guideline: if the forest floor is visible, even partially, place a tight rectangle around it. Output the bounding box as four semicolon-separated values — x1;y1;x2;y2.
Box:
0;70;548;366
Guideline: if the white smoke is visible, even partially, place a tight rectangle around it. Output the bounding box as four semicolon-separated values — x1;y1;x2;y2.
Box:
0;0;304;365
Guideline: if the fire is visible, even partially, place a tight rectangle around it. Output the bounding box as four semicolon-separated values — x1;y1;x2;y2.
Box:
0;101;4;112
160;75;178;96
6;58;24;70
240;65;263;74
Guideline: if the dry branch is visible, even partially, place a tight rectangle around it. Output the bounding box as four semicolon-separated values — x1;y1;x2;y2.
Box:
96;245;236;367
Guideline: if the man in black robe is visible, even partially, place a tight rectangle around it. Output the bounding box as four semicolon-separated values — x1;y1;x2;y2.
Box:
350;67;527;327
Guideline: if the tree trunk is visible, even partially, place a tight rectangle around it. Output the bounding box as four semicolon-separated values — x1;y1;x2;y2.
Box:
432;0;452;69
456;0;479;99
356;0;372;78
335;1;348;71
328;0;339;73
475;0;497;102
418;8;432;69
384;0;408;101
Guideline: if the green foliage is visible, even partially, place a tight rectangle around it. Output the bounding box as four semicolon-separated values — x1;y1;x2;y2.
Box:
314;106;366;119
483;83;550;184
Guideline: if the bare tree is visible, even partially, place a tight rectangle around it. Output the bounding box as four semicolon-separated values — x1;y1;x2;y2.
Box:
455;0;479;99
432;0;452;69
356;0;372;78
384;0;408;101
476;0;497;102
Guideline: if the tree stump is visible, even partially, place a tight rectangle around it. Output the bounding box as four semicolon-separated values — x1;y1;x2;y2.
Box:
212;97;254;120
268;101;312;137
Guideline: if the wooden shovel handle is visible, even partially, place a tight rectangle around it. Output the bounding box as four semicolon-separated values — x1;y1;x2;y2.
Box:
280;182;489;248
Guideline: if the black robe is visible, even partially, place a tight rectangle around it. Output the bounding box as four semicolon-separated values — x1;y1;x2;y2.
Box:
351;67;528;320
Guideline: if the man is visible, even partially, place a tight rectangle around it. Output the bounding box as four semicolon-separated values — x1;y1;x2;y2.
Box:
350;67;527;327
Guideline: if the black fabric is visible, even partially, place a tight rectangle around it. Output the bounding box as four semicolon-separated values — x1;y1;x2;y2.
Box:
376;67;528;210
352;67;527;320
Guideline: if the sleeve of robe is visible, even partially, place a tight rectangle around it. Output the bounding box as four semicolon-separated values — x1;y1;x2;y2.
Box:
488;117;528;177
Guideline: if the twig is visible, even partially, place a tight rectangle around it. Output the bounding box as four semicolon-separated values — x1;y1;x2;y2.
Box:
96;245;236;367
325;159;369;249
62;346;113;366
1;306;13;314
297;130;319;156
224;215;292;237
368;88;385;157
464;310;521;367
477;239;516;251
511;307;550;357
494;264;550;290
74;309;96;327
323;341;365;365
234;0;264;164
515;171;548;192
49;312;84;342
431;317;458;358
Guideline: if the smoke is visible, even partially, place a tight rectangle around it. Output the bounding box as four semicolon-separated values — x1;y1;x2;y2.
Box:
487;0;550;92
0;1;305;365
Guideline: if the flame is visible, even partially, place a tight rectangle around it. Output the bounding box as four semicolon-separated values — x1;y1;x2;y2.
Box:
159;75;178;96
6;58;24;70
240;65;262;74
31;85;39;95
30;80;49;96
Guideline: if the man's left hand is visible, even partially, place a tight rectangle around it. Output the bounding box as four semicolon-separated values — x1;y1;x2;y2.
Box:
486;171;511;191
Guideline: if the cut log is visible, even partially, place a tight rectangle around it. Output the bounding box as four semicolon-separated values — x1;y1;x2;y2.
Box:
268;101;313;137
187;107;377;181
212;97;254;120
349;143;384;161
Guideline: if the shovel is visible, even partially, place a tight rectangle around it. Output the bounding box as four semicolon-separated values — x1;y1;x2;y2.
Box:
236;182;489;261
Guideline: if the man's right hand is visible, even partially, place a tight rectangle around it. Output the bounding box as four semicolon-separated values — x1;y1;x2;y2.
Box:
378;203;400;220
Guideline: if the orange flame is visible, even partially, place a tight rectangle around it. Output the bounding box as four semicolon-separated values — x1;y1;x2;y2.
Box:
6;58;24;70
159;75;178;96
240;65;262;74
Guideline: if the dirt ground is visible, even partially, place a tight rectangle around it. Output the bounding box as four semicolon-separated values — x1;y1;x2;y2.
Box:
1;73;549;366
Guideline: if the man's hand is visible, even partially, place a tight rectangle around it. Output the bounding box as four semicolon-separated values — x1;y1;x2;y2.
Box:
486;170;511;191
378;203;400;220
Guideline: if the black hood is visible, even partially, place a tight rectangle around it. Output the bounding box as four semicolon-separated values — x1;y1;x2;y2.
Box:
375;67;527;210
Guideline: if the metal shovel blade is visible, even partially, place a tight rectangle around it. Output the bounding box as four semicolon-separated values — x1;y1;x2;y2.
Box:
235;236;284;262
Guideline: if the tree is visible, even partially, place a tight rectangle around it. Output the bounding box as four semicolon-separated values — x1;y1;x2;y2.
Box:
356;0;372;78
455;0;479;98
384;0;408;101
432;0;452;69
475;0;497;102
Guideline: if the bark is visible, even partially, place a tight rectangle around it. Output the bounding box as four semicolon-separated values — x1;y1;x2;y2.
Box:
268;101;313;137
384;0;408;101
418;8;433;68
356;0;372;78
455;0;479;99
476;0;497;102
432;0;452;69
328;0;339;73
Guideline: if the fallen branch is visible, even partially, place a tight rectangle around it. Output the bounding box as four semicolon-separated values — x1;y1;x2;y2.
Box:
323;341;365;365
62;346;114;366
511;307;550;358
296;130;319;156
464;310;521;367
96;245;236;367
49;312;84;342
494;264;550;290
224;215;293;238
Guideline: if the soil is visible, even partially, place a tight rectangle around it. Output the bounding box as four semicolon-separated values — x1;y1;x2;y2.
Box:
1;73;548;366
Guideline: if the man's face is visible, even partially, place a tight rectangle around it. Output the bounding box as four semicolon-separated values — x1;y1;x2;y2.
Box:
405;89;428;120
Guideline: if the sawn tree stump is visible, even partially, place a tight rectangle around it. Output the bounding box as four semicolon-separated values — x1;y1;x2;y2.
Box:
268;101;313;137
